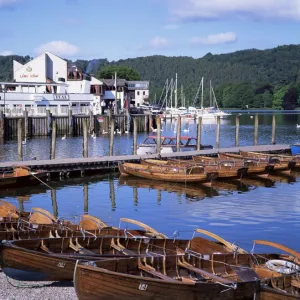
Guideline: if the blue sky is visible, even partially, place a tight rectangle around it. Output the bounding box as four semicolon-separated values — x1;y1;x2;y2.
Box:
0;0;300;61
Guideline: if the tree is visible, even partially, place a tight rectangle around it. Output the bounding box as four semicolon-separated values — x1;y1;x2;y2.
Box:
96;65;140;81
272;85;290;109
282;87;298;110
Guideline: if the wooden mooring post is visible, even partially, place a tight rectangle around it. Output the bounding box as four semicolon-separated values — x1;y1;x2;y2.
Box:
51;119;57;160
17;118;23;161
109;119;115;156
82;118;88;158
254;114;259;146
271;115;276;145
196;117;202;150
176;115;181;152
46;109;51;135
156;116;161;154
235;115;240;147
68;108;73;136
23;110;28;139
89;110;94;134
0;111;4;139
133;117;138;155
216;116;220;149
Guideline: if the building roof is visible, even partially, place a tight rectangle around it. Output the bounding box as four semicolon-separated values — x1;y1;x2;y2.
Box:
101;79;127;87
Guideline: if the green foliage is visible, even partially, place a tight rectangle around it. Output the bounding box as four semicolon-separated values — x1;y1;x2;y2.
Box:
96;65;140;81
2;44;300;109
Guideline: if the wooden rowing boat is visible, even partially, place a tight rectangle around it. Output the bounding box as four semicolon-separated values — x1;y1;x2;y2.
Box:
140;159;248;179
74;255;262;300
119;163;218;183
0;166;47;188
0;236;190;281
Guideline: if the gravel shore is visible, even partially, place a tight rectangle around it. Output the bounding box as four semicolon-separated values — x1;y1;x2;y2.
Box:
0;272;76;300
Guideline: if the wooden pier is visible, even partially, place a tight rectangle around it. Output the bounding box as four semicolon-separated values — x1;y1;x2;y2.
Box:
0;144;290;176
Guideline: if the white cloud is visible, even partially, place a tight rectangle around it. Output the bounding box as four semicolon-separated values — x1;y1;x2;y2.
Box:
169;0;300;21
190;32;237;46
35;41;80;56
0;50;13;56
0;0;19;8
149;36;169;48
163;24;180;30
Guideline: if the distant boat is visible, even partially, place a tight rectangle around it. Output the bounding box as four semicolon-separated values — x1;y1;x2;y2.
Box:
296;124;300;129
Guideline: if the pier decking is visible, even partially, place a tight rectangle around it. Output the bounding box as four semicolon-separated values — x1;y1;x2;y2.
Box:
0;144;290;175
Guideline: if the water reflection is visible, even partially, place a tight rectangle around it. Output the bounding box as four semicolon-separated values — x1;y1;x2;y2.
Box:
0;171;299;251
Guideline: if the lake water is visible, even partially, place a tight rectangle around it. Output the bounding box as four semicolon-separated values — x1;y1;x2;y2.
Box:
0;113;299;253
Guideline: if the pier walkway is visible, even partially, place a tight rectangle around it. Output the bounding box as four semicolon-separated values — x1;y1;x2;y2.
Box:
0;144;290;175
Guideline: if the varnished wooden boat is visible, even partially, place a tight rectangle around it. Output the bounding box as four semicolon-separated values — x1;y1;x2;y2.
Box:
142;158;248;179
0;227;251;282
239;151;296;172
119;162;218;183
0;166;47;188
74;254;263;300
197;154;275;175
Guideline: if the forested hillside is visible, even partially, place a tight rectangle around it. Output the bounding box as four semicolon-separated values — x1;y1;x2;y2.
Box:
1;44;300;109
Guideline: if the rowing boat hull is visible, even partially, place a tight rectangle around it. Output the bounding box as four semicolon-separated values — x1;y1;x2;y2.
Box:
74;263;259;300
261;289;300;300
120;163;216;183
0;172;47;188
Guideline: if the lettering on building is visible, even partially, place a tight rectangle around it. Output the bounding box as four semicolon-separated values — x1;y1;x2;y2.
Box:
54;94;70;100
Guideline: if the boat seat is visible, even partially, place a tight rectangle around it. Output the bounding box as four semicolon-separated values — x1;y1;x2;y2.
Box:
110;238;137;256
138;263;178;282
69;238;95;255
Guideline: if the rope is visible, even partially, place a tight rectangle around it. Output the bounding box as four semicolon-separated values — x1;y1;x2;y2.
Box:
29;171;54;190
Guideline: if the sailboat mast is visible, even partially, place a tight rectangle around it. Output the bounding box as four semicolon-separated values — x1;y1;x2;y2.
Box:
201;77;204;108
210;80;212;107
175;73;178;109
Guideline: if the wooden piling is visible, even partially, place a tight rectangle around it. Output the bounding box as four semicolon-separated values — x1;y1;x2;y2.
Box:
216;116;220;149
17;118;23;161
254;114;259;146
271;115;276;145
144;115;148;132
68;108;73;136
156;116;162;154
23;110;28;139
133;117;138;155
109;179;116;209
51;119;57;160
0;110;4;139
83;183;88;213
51;189;58;219
235;115;240;147
196;117;202;150
82;118;88;158
46;109;51;136
89;110;94;134
109;119;115;156
176;115;181;152
149;114;153;132
133;187;138;206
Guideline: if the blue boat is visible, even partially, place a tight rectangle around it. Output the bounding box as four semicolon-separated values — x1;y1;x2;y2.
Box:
291;144;300;155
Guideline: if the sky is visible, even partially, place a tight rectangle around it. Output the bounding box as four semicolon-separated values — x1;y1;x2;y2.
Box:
0;0;300;61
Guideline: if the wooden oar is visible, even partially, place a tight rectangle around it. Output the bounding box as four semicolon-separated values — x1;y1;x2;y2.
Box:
78;214;108;230
0;200;19;218
119;218;167;238
253;240;300;260
195;229;248;254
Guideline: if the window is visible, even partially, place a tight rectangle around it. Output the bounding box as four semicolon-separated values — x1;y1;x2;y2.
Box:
143;91;145;95
137;91;140;96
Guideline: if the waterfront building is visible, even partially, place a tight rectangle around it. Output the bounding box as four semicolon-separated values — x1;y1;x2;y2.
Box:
0;51;150;115
0;51;104;115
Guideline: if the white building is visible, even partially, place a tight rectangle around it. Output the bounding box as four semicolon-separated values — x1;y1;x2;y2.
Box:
127;81;149;107
0;51;104;115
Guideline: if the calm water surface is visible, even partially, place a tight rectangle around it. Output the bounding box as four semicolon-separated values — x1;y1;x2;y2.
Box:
0;112;299;253
1;112;300;162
